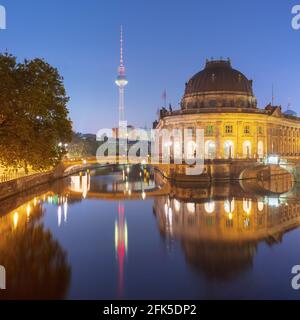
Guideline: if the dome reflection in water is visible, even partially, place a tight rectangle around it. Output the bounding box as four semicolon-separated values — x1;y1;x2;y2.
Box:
0;165;300;299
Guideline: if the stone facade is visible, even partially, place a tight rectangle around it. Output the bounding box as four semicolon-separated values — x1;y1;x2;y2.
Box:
156;60;300;161
157;108;300;160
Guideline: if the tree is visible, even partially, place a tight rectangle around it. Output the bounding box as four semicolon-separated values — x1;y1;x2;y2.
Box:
67;132;99;159
0;53;72;172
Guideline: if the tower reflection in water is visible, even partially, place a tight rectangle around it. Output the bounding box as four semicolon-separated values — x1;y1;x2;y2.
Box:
0;165;298;299
115;202;128;298
112;165;153;296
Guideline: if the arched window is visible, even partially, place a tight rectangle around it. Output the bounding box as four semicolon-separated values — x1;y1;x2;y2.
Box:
258;141;264;159
186;203;196;214
186;141;196;159
174;141;181;161
258;201;264;212
224;199;235;213
204;201;215;214
205;140;216;159
224;140;234;159
243;141;252;158
243;198;252;214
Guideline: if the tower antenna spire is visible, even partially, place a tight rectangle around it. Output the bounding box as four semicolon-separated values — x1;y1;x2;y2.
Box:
120;25;124;67
115;25;128;128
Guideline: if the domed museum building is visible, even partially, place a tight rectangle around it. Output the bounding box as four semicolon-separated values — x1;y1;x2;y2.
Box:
155;59;300;160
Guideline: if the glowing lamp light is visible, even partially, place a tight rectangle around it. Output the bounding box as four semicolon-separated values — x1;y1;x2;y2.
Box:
243;199;252;215
267;155;279;165
187;203;196;214
114;221;118;252
13;212;19;229
26;204;31;217
267;197;280;207
57;205;62;227
164;203;169;217
244;217;250;228
258;201;264;212
224;199;235;214
205;201;215;214
173;199;181;212
64;201;68;223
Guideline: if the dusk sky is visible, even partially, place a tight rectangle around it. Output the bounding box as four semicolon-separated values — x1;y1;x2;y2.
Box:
1;0;300;133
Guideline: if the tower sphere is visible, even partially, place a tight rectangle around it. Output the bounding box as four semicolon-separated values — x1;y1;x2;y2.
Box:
115;74;128;88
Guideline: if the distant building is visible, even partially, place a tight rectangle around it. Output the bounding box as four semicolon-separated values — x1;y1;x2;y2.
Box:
112;125;138;141
156;59;300;159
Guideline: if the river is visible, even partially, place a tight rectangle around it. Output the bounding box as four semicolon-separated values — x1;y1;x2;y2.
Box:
0;165;300;300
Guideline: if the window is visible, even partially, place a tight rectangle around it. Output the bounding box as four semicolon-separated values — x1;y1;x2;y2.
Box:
209;100;217;108
244;125;250;134
224;141;234;159
258;141;264;158
243;141;252;158
224;199;235;213
225;125;233;134
187;127;195;136
205;140;216;159
206;125;214;136
205;201;215;214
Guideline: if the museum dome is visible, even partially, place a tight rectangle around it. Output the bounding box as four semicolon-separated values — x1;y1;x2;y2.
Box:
181;59;257;110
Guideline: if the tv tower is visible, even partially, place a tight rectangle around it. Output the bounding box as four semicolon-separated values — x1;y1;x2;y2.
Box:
115;25;128;128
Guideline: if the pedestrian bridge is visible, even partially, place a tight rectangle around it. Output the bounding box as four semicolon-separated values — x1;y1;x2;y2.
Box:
63;156;300;184
63;161;297;201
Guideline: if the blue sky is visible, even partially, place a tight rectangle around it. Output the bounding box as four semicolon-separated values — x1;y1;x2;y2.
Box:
1;0;300;133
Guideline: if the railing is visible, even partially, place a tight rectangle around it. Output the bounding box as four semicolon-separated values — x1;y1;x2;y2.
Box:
0;169;49;184
0;171;32;184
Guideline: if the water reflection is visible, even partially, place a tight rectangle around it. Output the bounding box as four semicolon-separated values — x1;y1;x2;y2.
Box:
0;165;299;299
0;194;71;299
70;171;91;198
89;165;155;194
115;202;128;298
64;165;156;201
153;179;300;281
